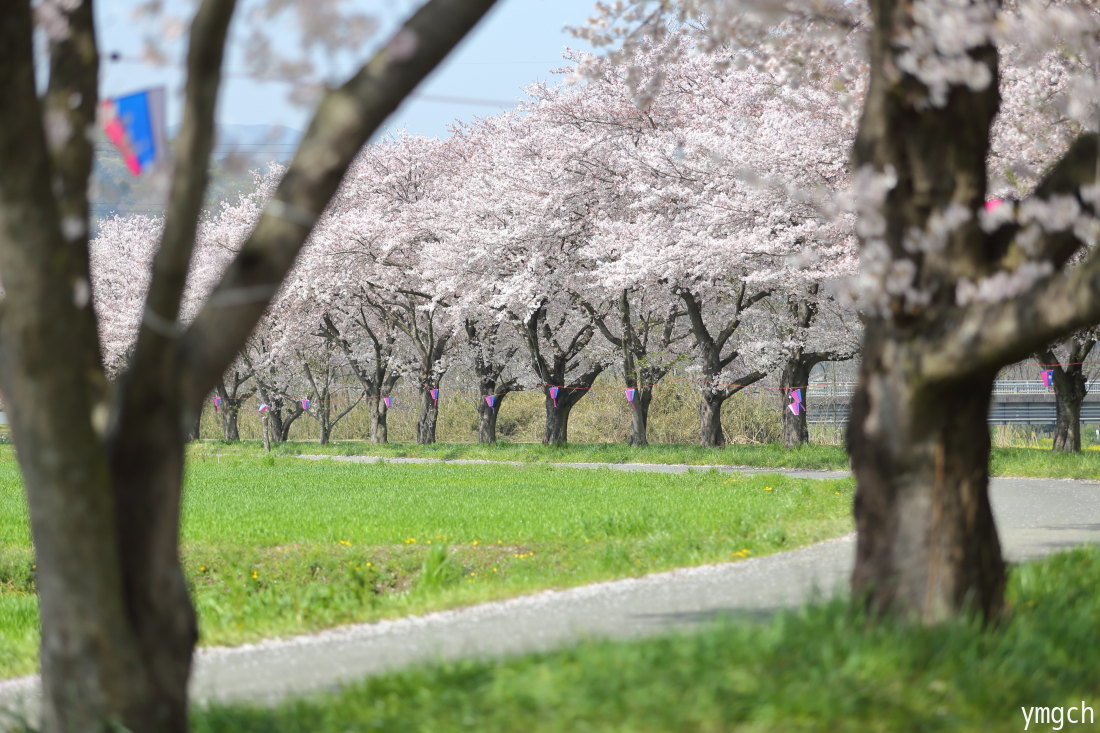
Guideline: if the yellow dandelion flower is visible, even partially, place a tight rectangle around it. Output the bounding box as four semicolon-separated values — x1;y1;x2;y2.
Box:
764;486;773;491
472;540;480;546
250;570;258;579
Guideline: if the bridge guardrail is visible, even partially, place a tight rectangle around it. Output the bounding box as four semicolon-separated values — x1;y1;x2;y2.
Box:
807;380;1100;399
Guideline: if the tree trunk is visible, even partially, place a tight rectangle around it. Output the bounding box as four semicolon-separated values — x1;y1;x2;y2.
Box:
1052;373;1084;453
186;407;202;442
221;399;241;442
370;398;389;444
847;339;1006;623
417;386;439;445
319;420;332;445
261;416;271;452
780;357;812;448
543;396;573;446
699;392;727;448
628;386;652;446
477;396;502;443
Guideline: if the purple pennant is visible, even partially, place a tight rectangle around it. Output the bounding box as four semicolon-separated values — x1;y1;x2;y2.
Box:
788;389;804;416
625;388;636;405
430;388;439;405
549;386;559;408
484;394;496;409
1041;370;1054;387
213;396;222;413
383;396;393;408
301;399;311;412
258;403;270;414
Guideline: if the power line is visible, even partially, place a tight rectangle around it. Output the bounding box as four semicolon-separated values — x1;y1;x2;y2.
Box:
104;53;519;109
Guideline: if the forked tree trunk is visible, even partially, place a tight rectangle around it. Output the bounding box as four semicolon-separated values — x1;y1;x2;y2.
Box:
699;392;727;448
848;337;1006;622
780;358;812;448
628;386;653;446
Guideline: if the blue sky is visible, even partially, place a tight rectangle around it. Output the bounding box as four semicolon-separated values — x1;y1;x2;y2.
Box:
96;0;598;140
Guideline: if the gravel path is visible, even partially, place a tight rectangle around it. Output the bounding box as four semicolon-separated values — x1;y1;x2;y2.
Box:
296;453;850;481
1;461;1097;725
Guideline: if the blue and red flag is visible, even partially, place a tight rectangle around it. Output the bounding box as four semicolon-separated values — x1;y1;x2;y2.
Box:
100;87;167;176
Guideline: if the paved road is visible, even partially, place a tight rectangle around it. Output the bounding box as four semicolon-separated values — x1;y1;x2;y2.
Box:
1;461;1097;724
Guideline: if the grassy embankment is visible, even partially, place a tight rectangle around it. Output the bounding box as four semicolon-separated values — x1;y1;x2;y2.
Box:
193;547;1100;732
0;447;852;678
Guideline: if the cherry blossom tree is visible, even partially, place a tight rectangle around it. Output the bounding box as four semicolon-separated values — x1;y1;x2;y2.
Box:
0;1;500;729
435;111;615;446
579;0;1100;623
1035;333;1098;452
459;315;523;443
310;136;458;444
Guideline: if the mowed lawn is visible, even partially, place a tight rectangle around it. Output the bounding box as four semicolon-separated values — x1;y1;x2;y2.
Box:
0;448;853;678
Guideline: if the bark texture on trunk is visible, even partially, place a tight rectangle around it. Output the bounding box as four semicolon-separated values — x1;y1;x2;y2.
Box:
517;301;603;447
698;392;727;448
1038;342;1094;454
844;0;1017;623
417;381;440;445
628;386;653;446
477;398;500;443
543;395;574;446
215;375;252;443
848;336;1005;622
780;358;812;449
372;398;390;444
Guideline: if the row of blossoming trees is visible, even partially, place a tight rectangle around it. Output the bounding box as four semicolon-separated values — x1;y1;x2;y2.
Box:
93;42;864;449
92;29;1094;451
7;1;1100;727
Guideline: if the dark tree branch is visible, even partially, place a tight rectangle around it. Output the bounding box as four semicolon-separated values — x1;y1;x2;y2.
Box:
181;0;499;407
927;243;1100;381
995;133;1099;270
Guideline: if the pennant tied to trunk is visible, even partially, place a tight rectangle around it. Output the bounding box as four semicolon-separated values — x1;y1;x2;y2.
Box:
549;386;559;408
383;396;393;408
212;396;221;413
258;403;270;415
1040;370;1055;388
430;388;439;405
788;389;804;416
625;388;636;407
301;399;311;412
484;394;496;409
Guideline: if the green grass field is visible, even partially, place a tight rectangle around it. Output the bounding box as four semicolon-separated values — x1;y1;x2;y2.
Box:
193;440;1100;479
0;449;853;678
194;547;1100;733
